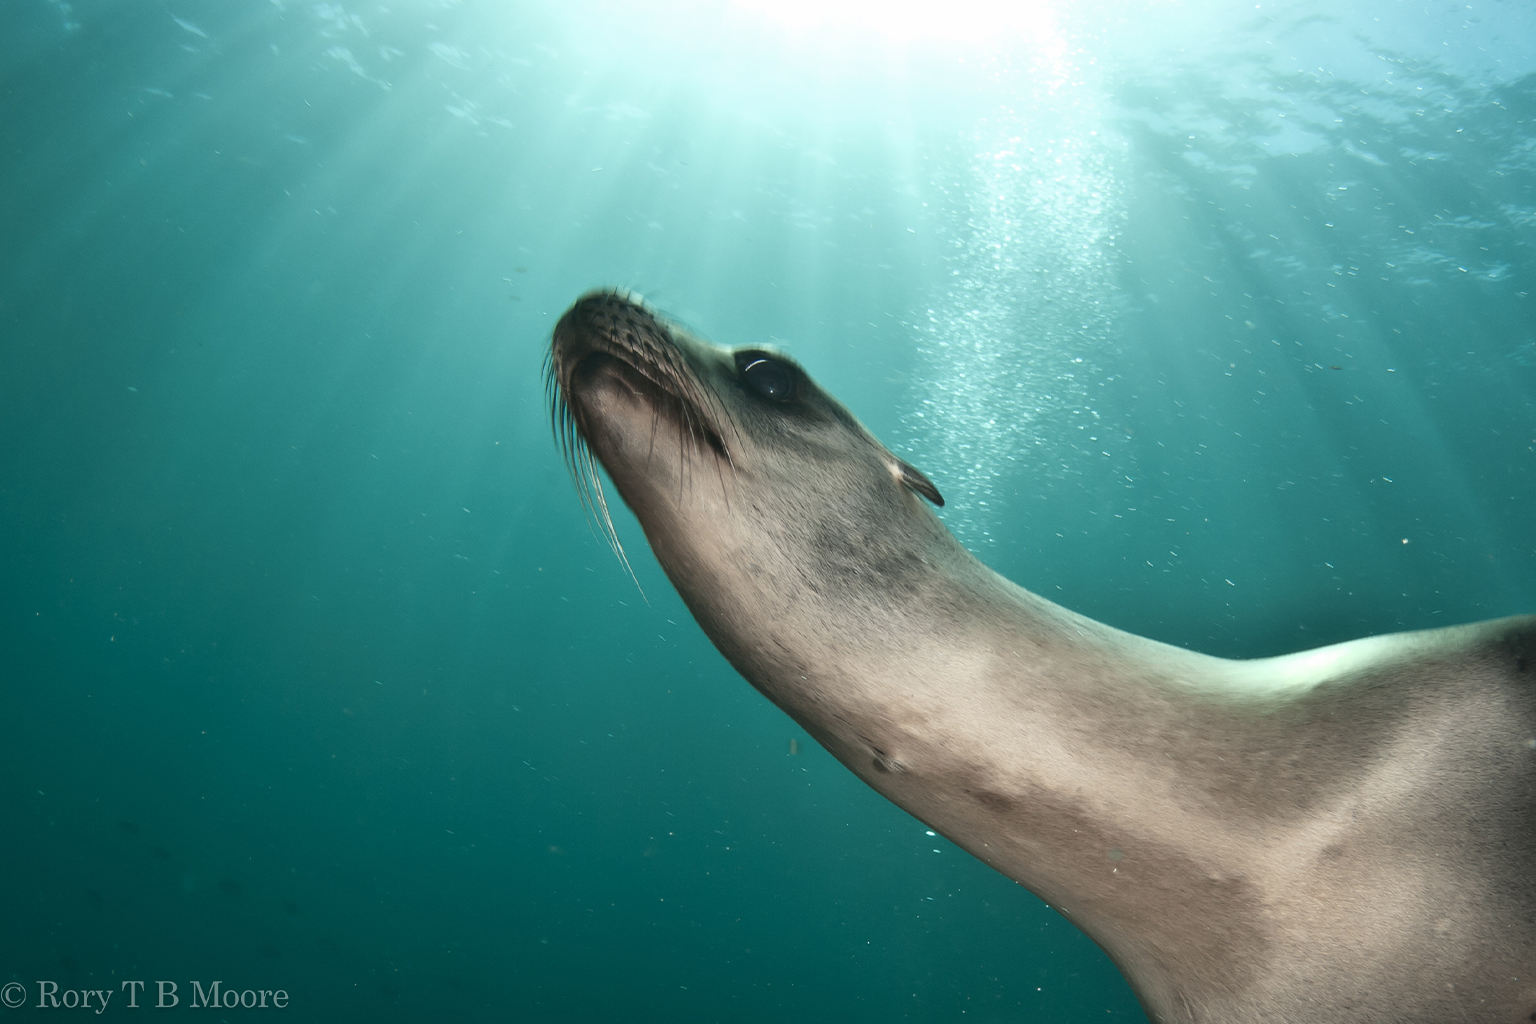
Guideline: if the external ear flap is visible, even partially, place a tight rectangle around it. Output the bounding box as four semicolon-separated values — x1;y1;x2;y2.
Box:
897;459;944;507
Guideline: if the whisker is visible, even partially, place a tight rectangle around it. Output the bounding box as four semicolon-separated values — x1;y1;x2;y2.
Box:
546;350;646;599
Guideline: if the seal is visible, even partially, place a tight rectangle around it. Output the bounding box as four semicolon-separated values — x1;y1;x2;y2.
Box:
547;290;1536;1024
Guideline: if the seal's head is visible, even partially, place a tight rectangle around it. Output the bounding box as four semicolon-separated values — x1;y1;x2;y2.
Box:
548;290;956;692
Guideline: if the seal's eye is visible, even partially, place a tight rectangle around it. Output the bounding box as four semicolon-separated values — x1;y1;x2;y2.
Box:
735;351;798;402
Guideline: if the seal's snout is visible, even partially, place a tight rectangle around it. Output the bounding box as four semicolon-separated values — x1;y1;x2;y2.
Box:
549;289;728;470
549;290;700;415
548;289;736;583
551;290;667;383
554;290;636;348
547;290;683;586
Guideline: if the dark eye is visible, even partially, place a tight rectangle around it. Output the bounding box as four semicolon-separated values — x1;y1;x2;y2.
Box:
735;351;798;402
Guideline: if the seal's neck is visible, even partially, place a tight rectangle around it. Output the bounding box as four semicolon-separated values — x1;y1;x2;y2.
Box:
691;540;1281;1017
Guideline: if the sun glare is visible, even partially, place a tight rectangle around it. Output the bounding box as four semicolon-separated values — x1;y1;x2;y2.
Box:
731;0;1062;47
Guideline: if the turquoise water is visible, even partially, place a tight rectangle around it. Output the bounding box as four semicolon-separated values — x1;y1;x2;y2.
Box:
2;0;1533;1020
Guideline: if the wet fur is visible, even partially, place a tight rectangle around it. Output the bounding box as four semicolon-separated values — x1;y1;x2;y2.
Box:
549;290;1536;1024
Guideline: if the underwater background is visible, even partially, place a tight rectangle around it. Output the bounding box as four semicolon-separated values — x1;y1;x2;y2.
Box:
2;0;1533;1020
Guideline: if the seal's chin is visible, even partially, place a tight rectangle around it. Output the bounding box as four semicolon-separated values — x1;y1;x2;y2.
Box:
565;350;665;430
